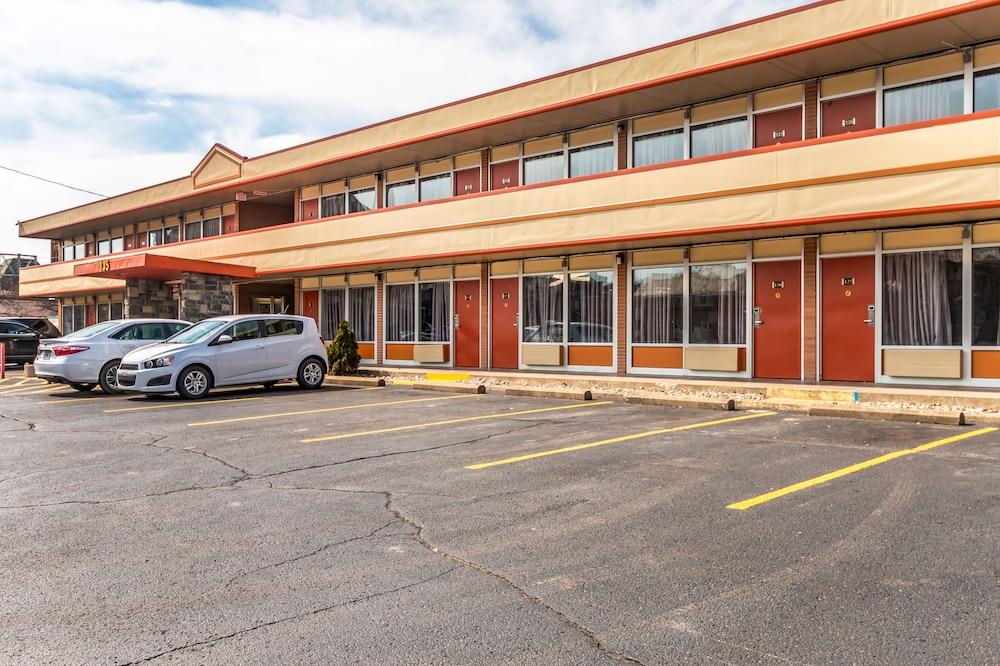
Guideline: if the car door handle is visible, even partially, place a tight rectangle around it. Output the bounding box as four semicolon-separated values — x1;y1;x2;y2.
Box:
254;344;265;349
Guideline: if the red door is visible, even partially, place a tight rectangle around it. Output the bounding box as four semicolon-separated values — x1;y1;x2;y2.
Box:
490;161;519;190
821;92;876;138
821;255;875;382
754;107;803;147
454;280;480;367
301;291;319;327
454;168;481;197
490;277;519;369
753;260;801;380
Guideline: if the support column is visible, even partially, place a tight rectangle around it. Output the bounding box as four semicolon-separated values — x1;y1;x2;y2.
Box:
179;272;233;322
616;122;628;170
480;263;489;369
480;148;490;193
802;237;818;382
375;279;384;365
124;279;176;319
616;259;627;376
804;78;819;140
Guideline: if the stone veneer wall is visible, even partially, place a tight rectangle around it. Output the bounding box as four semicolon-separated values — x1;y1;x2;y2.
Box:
124;279;176;319
180;272;233;322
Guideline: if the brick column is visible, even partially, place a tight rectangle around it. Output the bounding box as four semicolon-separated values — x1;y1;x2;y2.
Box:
375;279;384;365
802;237;818;382
480;263;489;369
804;79;819;140
616;122;628;170
616;260;627;376
480;149;490;192
376;174;384;209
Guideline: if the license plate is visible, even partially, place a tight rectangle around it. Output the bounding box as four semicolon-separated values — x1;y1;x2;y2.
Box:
117;370;133;376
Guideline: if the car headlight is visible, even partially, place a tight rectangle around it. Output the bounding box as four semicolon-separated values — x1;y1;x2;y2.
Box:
143;355;174;369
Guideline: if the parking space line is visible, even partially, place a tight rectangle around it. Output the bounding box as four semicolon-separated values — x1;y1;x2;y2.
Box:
189;392;474;427
466;411;777;470
302;400;613;443
104;396;265;413
0;384;58;397
727;426;999;511
41;395;126;404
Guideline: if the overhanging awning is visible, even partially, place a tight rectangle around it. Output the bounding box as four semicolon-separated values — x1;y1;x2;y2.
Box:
74;253;257;281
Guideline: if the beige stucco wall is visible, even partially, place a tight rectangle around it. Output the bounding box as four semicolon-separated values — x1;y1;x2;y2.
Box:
20;115;1000;297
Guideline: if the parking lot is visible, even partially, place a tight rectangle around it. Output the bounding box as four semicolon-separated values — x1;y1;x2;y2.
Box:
2;373;999;665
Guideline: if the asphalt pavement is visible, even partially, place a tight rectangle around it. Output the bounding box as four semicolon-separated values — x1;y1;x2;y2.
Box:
1;373;999;664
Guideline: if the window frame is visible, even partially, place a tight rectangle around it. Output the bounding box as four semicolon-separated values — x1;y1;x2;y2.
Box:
881;73;965;128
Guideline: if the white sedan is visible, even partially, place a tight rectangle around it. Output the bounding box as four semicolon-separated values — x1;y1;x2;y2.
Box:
117;315;328;399
35;319;191;393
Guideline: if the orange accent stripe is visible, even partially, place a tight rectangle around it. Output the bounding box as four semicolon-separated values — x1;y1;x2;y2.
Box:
20;1;1000;233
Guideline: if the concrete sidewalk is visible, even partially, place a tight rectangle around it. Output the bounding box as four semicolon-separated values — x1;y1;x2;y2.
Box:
335;366;1000;426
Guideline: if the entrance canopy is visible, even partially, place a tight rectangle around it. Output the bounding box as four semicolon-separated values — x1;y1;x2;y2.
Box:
74;253;257;281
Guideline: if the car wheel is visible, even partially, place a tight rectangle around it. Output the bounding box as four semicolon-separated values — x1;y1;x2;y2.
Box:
70;383;96;392
176;365;211;400
99;360;122;394
296;357;326;390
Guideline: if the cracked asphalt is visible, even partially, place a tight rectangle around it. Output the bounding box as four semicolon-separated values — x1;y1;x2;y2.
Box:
2;376;1000;665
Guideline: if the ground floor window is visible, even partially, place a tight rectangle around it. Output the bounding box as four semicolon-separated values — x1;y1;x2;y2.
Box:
61;304;86;334
973;246;1000;346
689;263;746;344
96;302;123;322
386;283;416;342
322;285;375;342
569;271;613;342
632;266;683;344
522;274;564;342
882;249;962;346
418;282;450;342
321;288;346;340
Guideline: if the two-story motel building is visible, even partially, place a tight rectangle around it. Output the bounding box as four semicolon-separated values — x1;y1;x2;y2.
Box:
17;0;1000;387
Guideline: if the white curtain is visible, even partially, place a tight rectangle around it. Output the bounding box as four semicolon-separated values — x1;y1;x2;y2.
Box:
883;250;961;346
321;288;346;340
386;284;415;341
349;286;375;342
419;174;452;202
523;153;564;185
632;267;683;343
633;130;683;168
419;282;451;342
569;143;613;178
689;263;746;344
884;77;963;126
569;271;613;342
522;274;564;342
691;118;748;158
348;188;376;213
386;182;417;207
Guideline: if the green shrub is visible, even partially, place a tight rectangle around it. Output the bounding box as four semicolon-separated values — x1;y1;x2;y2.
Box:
327;320;361;376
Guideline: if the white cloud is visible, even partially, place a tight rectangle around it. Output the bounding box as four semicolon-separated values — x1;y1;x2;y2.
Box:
0;0;802;259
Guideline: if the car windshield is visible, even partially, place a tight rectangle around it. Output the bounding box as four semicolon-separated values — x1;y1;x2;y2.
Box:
165;320;228;344
62;321;121;339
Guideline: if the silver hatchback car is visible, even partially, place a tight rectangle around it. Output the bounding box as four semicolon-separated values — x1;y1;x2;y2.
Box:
117;315;328;399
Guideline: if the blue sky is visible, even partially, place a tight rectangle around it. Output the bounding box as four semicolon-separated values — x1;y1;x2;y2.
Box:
0;0;802;258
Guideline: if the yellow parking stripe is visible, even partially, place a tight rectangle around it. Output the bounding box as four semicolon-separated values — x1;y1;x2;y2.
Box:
727;426;999;511
104;396;264;413
189;392;472;427
302;400;612;443
41;395;125;405
0;383;57;397
466;411;776;470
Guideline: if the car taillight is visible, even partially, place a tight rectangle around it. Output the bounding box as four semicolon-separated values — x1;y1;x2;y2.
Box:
52;345;89;357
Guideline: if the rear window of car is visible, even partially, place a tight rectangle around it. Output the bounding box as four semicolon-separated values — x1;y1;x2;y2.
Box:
264;319;303;337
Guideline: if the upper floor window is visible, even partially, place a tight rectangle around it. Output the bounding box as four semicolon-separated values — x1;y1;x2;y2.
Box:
386;181;417;207
349;188;376;213
62;241;85;261
111;237;124;253
203;217;221;237
883;76;963;126
568;143;614;178
633;128;683;168
691;117;748;159
974;68;1000;113
148;228;163;247
97;239;111;255
164;225;179;244
523;152;564;186
321;193;346;218
419;173;452;202
184;220;202;240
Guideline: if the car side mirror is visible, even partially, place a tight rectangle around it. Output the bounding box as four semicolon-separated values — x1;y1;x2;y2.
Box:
216;334;234;345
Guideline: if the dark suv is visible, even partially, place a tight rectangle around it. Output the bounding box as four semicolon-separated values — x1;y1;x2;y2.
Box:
0;318;62;364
